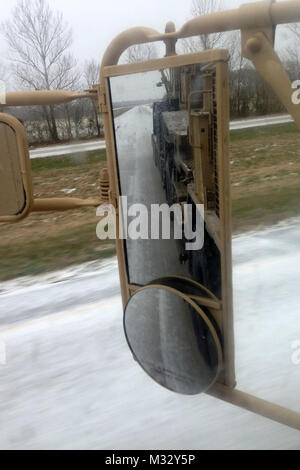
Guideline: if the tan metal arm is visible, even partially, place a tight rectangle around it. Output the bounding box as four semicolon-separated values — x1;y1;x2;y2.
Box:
208;384;300;431
243;31;300;128
100;0;300;71
157;0;300;39
1;90;96;108
31;198;101;212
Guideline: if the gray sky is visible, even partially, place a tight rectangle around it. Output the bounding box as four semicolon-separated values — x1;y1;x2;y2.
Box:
0;0;293;87
0;0;259;63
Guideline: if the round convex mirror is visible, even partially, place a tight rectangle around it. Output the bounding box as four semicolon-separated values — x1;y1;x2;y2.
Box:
124;285;222;395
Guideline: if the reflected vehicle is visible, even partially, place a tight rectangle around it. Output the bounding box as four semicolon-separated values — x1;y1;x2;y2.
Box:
109;62;229;300
108;54;233;395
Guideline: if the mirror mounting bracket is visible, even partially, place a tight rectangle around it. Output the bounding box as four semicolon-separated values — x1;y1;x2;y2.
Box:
98;84;108;113
163;21;177;57
241;25;300;128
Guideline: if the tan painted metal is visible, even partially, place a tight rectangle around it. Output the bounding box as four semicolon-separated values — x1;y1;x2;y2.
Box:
189;111;207;203
0;113;33;222
32;197;100;212
103;50;229;78
242;30;300;128
208;384;300;431
0;92;104;218
100;0;300;71
99;168;110;202
1;90;96;108
0;122;24;216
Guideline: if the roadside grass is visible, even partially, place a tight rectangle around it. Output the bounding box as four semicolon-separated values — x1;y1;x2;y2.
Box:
232;183;300;233
0;121;300;282
31;149;106;172
0;148;115;282
0;222;115;281
230;122;300;232
230;122;298;142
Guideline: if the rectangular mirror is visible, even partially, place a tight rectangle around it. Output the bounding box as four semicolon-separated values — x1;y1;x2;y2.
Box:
104;46;300;417
111;68;191;286
107;54;231;299
0;113;33;221
105;50;234;387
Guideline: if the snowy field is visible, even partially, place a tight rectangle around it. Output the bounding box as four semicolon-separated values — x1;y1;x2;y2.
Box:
0;221;299;450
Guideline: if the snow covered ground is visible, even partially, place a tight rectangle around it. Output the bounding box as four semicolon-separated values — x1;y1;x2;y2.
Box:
0;221;299;450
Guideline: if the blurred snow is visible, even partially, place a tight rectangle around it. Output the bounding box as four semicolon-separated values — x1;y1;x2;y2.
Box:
0;221;300;449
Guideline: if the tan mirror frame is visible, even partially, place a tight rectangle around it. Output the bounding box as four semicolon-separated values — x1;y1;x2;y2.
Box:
101;49;234;389
0;113;33;223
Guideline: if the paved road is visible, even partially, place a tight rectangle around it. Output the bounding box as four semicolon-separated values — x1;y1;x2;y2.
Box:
29;113;293;159
115;105;190;285
0;221;299;449
29;139;106;159
230;113;293;130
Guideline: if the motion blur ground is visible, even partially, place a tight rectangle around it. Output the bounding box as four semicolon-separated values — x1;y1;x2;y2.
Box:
0;222;299;450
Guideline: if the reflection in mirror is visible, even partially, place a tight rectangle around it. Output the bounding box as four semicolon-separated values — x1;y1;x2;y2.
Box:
0;119;26;217
147;275;218;301
109;64;222;295
124;286;222;395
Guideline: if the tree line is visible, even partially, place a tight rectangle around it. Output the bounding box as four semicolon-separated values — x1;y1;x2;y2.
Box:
1;0;102;145
0;0;299;145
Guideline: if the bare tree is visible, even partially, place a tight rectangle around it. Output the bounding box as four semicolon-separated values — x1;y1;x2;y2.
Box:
279;23;300;86
283;46;300;88
0;64;8;81
181;0;225;52
3;0;79;142
122;43;174;96
226;31;249;116
123;44;157;63
83;59;102;137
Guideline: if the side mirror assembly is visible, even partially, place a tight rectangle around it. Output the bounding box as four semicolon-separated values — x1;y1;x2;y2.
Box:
0;113;33;222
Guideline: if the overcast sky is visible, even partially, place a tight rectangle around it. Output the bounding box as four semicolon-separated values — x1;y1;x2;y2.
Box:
0;0;293;85
0;0;264;63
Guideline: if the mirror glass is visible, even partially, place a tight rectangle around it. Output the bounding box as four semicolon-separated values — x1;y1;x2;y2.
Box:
109;66;221;296
147;275;217;300
0;120;26;217
124;286;221;395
